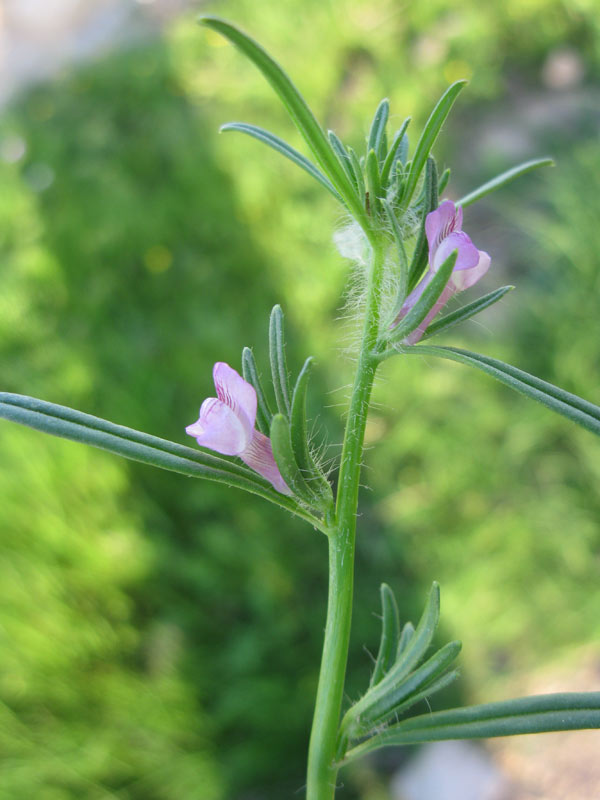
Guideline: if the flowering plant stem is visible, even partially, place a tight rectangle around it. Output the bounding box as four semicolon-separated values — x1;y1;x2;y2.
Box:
306;238;385;799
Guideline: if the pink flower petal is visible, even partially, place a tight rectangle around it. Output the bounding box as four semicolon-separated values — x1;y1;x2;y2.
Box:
396;200;492;342
433;231;480;272
241;431;291;495
186;397;252;456
213;362;257;433
425;200;460;256
450;249;491;291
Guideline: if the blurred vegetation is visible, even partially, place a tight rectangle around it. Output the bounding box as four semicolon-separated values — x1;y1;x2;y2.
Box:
0;1;599;798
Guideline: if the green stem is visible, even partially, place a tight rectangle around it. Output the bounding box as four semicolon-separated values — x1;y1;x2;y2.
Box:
306;238;386;799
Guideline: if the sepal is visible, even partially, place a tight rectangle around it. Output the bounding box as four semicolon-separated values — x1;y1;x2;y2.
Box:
269;304;292;415
367;98;390;162
290;358;333;506
242;346;273;435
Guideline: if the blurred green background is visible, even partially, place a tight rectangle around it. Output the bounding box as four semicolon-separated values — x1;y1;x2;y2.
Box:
0;0;599;798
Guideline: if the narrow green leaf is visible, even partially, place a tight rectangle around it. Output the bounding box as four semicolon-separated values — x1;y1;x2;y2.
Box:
353;641;461;733
382;198;409;308
221;122;341;200
380;117;411;188
270;413;319;505
438;167;451;195
399;139;410;167
370;584;401;688
372;668;459;726
407;157;438;293
390;250;457;342
241;346;273;435
401;81;467;208
366;148;381;206
343;692;600;760
420;285;515;340
391;582;440;681
403;346;600;437
0;393;316;522
347;146;366;202
269;304;292;416
328;130;358;193
457;157;554;208
397;622;415;659
367;98;390;161
199;16;364;221
290;357;332;505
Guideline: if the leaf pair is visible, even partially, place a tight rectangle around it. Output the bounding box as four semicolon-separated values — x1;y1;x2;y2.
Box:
337;583;460;757
242;306;333;513
200;16;368;229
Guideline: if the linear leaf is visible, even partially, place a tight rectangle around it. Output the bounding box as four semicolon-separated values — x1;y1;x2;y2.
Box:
438;167;451;195
370;584;401;688
373;582;440;691
199;16;364;221
403;345;600;436
241;346;273;435
367;98;390;161
366;148;381;206
347;146;366;201
397;622;415;659
458;158;554;208
420;285;514;340
390;250;457;342
290;357;332;505
343;692;600;761
407;156;439;293
380;117;411;188
328;131;358;192
221;123;341;200
401;81;466;208
269;304;292;415
270;413;319;505
0;393;315;520
351;641;461;733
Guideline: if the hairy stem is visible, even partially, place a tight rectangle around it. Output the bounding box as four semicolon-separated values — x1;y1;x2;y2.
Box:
306;238;385;799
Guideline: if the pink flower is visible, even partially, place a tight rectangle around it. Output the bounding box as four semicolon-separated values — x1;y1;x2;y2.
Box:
186;362;290;495
396;200;491;344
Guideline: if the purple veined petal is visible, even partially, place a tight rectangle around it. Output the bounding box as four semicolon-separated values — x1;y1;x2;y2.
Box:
404;283;457;345
434;231;479;272
186;396;252;456
213;362;257;433
450;249;491;291
425;200;460;256
241;430;291;495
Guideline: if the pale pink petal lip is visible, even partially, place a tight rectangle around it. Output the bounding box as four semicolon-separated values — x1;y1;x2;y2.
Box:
186;397;251;456
451;250;491;291
434;231;479;272
241;430;291;495
213;362;257;434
